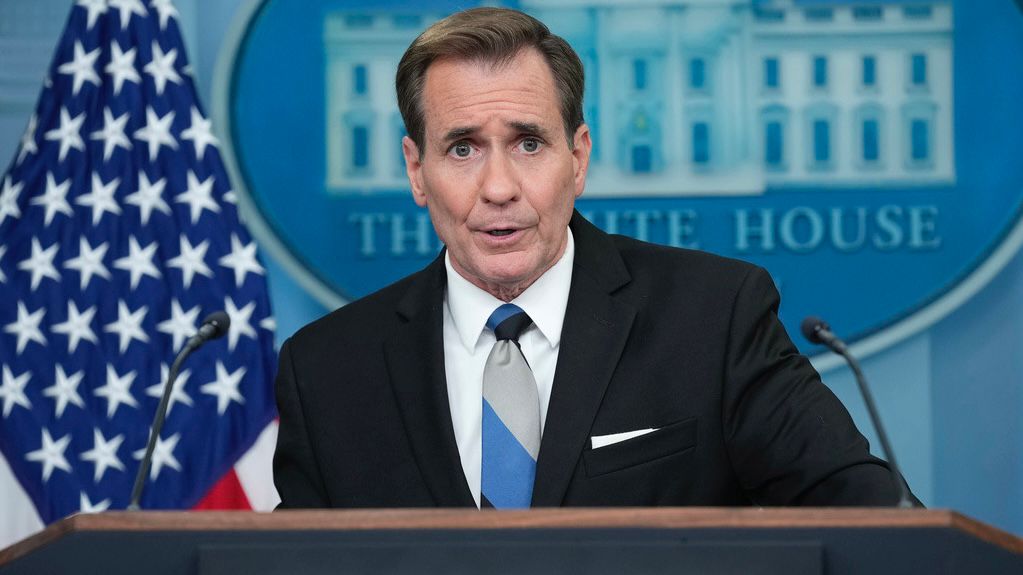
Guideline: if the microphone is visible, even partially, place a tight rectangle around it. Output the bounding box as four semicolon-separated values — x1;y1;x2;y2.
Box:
187;311;231;348
128;311;232;510
801;316;916;508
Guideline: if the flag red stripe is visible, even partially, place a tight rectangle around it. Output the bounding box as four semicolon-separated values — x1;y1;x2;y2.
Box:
192;469;252;510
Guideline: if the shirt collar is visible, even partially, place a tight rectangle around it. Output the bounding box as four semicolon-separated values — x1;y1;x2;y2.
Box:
445;228;575;352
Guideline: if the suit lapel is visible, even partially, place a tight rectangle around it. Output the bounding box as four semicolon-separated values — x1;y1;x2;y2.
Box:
532;213;636;506
384;254;476;507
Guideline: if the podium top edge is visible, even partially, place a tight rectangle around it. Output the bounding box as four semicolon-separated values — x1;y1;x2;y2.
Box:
2;508;1020;566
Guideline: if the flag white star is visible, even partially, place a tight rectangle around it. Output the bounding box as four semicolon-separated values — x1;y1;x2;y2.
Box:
108;0;147;30
4;302;47;354
30;173;74;227
133;107;177;161
57;41;101;96
76;0;108;30
144;41;182;95
157;300;199;351
113;236;162;290
133;432;181;480
259;316;277;332
44;107;86;162
219;234;265;288
167;235;213;288
201;361;246;415
222;190;237;205
146;364;193;416
25;429;72;482
150;0;179;30
77;172;122;224
175;171;219;224
51;300;99;353
0;176;23;226
90;108;133;162
80;429;126;482
43;365;86;418
103;300;149;353
17;238;61;290
79;492;112;513
224;296;257;352
180;107;219;161
64;237;111;289
125;172;171;225
16;114;38;165
95;365;139;418
104;42;141;96
0;245;6;283
0;365;32;418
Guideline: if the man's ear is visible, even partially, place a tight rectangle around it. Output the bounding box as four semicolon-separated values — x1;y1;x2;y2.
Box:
571;124;592;199
402;136;428;207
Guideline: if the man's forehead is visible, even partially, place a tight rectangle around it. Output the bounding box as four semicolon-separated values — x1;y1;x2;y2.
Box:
420;49;560;136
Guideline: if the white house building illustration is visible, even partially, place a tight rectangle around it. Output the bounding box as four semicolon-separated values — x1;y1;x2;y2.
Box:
324;0;954;196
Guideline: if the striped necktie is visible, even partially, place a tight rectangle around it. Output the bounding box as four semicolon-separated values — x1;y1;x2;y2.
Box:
481;303;540;509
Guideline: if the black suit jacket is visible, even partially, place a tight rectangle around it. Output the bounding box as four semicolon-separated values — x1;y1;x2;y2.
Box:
274;211;911;508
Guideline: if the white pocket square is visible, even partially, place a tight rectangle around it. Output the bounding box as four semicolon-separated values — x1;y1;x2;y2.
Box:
590;428;659;449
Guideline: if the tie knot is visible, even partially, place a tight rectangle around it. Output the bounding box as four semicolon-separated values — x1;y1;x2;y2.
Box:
487;303;532;342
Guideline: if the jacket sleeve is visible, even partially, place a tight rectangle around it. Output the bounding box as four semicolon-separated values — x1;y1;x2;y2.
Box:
273;338;331;508
721;266;917;506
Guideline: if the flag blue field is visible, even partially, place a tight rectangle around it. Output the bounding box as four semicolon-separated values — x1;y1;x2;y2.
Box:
0;0;277;532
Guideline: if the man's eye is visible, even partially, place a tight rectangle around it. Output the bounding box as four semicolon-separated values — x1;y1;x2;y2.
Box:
452;143;473;158
521;138;541;153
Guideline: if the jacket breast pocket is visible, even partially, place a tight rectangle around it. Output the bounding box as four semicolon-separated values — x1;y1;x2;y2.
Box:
583;417;698;478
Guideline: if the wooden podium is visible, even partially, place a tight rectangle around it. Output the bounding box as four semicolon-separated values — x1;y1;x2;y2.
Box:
1;509;1020;574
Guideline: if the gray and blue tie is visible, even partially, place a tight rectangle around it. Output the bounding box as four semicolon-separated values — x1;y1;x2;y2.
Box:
481;303;540;509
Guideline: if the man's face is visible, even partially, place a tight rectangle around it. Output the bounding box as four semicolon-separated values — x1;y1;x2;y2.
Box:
403;48;591;300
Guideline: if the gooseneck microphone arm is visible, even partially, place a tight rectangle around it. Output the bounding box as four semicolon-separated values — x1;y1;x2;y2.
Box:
801;316;916;508
127;311;231;511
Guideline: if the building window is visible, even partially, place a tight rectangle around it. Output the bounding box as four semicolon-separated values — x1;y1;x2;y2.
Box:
902;102;936;169
765;121;784;167
862;56;876;87
345;14;373;28
813;120;830;164
761;105;790;171
812;56;828;88
862;119;880;162
804;8;833;22
633;59;647;91
392;14;422;28
855;105;885;169
689;58;705;90
853;6;883;21
911;53;927;86
911;119;929;161
903;6;932;20
632;145;652;173
764;57;779;89
353;64;368;96
692;122;709;165
754;8;785;22
352;125;369;169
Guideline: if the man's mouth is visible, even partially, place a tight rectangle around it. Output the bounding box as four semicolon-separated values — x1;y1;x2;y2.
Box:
487;229;516;237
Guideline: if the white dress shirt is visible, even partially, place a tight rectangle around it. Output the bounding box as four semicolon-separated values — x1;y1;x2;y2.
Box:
442;229;575;508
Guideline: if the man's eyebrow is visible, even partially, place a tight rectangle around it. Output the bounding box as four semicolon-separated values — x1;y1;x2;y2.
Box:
508;121;551;138
442;126;479;142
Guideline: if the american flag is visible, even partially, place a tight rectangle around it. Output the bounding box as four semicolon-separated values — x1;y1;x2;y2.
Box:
0;0;277;525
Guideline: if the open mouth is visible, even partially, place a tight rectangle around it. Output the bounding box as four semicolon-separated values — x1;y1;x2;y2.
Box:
487;229;517;237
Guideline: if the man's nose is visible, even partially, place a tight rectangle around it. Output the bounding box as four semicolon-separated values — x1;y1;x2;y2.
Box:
478;151;519;204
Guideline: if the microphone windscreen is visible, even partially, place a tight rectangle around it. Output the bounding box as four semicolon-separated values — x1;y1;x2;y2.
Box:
801;316;828;344
200;311;231;340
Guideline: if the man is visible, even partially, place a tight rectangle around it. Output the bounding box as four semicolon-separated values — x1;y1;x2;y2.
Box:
274;7;913;509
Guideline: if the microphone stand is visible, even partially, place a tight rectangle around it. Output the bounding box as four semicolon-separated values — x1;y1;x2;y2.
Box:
127;338;203;511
